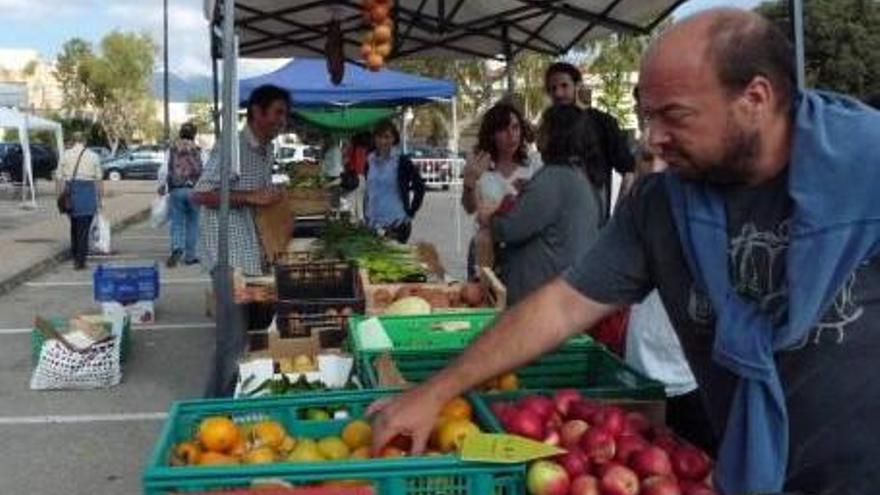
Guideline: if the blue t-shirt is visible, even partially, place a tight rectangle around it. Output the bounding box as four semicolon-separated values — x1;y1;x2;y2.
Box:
366;150;408;228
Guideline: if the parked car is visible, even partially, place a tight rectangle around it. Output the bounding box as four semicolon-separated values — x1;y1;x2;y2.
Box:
0;143;58;183
88;146;113;162
102;146;166;181
276;144;320;166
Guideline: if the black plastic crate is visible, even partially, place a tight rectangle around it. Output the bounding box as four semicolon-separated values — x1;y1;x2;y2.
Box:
292;215;327;238
274;258;360;301
275;299;364;342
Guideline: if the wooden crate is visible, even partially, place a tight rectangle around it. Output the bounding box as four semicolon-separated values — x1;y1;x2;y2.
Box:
360;266;506;315
288;188;333;216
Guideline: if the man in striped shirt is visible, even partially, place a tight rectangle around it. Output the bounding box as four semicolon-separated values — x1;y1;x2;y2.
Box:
192;84;289;397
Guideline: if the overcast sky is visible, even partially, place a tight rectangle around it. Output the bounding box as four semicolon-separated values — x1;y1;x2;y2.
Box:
0;0;765;78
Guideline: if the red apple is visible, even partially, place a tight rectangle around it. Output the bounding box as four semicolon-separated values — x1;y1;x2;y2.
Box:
624;411;651;435
545;412;564;431
600;464;640;495
642;476;682;495
630;446;674;478
552;388;582;416
569;474;600;495
544;430;561;446
671;446;712;481
652;435;680;456
509;408;545;440
680;481;717;495
594;461;626;479
590;406;626;437
520;396;556;421
526;460;571;495
560;420;590;448
555;448;589;478
581;427;616;465
568;400;601;423
614;434;648;464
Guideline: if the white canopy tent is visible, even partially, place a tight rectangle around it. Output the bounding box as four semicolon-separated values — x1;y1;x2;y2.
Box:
0;107;64;206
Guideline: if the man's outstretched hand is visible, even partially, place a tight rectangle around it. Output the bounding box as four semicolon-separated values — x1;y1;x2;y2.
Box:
367;385;445;456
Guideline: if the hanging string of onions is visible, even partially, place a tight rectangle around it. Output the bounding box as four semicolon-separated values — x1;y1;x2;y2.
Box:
361;0;394;71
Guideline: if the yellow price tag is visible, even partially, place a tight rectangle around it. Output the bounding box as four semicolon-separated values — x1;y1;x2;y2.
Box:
460;433;566;464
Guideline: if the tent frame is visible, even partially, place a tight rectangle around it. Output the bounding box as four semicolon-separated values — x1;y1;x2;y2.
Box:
0;107;64;208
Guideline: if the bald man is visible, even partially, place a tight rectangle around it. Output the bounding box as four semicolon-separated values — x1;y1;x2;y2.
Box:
369;9;880;494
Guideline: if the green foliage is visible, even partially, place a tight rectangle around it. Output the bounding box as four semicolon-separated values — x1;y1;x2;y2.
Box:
584;34;649;124
756;0;880;98
54;32;160;151
187;96;215;135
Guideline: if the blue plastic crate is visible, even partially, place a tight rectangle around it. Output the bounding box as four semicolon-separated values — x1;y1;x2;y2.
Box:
93;263;160;303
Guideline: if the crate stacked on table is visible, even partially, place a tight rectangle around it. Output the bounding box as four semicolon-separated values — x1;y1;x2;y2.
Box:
359;266;507;315
349;312;664;401
273;252;365;353
142;390;525;494
93;263;160;324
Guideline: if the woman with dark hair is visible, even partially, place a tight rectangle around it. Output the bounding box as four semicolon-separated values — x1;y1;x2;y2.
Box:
461;102;540;278
477;104;602;305
363;119;426;243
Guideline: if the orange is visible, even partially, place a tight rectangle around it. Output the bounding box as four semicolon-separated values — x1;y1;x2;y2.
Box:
349;446;371;459
435;419;480;453
198;451;240;466
497;373;519;391
174;441;202;465
250;420;286;449
243;447;277;465
379;446;407;458
439;397;473;421
198;416;242;454
341;419;373;450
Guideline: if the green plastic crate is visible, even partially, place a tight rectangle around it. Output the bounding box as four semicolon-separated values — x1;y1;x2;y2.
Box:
349;311;594;357
30;316;132;366
348;311;498;356
143;389;525;495
358;344;664;401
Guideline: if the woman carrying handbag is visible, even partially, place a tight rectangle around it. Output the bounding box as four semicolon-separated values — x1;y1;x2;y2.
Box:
56;132;104;270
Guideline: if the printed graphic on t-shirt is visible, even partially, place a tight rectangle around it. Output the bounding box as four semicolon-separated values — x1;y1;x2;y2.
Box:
683;219;867;348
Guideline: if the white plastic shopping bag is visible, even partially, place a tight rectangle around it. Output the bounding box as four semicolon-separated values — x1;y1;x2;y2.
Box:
150;194;169;228
89;213;112;254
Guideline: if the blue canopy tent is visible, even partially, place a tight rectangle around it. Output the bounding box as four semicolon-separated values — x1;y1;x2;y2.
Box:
239;58;456;108
239;57;457;143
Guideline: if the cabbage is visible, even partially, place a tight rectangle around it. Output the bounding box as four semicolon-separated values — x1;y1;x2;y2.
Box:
384;296;432;315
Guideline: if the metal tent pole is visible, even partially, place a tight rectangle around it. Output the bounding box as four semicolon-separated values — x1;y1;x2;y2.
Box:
216;0;237;364
211;54;221;142
790;0;806;90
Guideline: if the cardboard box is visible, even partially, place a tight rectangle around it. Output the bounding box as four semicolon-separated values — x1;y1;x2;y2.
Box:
102;300;155;324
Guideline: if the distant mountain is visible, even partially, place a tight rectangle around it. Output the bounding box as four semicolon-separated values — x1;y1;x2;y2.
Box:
151;71;212;102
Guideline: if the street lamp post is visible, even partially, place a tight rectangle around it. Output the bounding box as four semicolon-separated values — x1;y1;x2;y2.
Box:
163;0;171;149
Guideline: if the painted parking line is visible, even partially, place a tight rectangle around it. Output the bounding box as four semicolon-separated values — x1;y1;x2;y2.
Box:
0;322;213;336
0;412;168;425
24;278;210;288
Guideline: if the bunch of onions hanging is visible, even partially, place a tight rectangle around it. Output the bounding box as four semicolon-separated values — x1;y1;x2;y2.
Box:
361;0;394;71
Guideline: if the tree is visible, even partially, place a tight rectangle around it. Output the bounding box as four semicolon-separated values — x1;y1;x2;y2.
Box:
187;96;215;135
55;32;159;153
756;0;880;98
583;34;649;125
513;52;553;123
55;38;94;113
392;58;505;151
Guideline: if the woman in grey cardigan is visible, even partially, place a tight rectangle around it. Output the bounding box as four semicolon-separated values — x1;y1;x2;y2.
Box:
477;105;604;305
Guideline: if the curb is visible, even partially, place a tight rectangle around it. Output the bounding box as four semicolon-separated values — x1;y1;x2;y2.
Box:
0;207;151;298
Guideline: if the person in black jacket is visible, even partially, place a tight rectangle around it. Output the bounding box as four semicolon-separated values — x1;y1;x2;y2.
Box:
545;62;635;223
363;119;426;243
